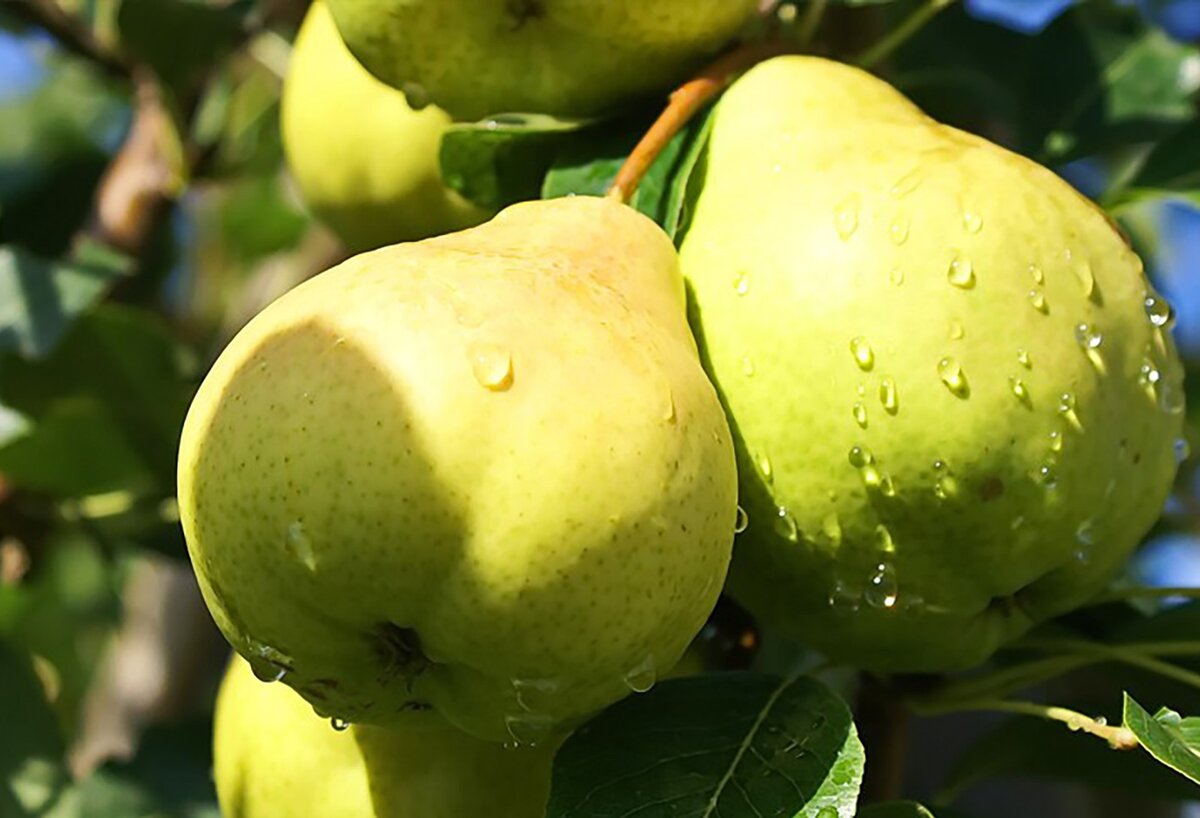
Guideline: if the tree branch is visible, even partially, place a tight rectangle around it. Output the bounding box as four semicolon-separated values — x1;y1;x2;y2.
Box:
6;0;132;79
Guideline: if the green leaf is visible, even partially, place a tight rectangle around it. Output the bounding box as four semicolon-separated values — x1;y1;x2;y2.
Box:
547;673;863;818
440;114;590;211
1123;695;1200;786
0;242;131;360
116;0;249;97
1114;119;1200;201
0;639;70;817
940;712;1199;802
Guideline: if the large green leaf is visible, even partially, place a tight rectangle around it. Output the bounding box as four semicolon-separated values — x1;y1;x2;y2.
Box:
548;674;863;818
0;640;70;817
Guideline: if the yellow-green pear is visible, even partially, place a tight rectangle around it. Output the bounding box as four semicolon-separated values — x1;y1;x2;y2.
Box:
214;656;555;818
324;0;758;121
281;2;488;251
679;56;1186;672
179;196;738;742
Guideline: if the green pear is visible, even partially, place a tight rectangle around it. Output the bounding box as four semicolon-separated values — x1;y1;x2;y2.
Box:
323;0;758;121
215;656;555;818
679;56;1186;672
179;196;738;742
281;2;488;251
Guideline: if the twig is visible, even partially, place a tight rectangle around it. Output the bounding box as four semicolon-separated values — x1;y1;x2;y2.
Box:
856;674;910;803
856;0;957;69
953;699;1138;750
6;0;132;78
606;40;789;203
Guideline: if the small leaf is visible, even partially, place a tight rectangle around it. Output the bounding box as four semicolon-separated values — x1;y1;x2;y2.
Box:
1123;694;1200;785
547;673;863;818
0;242;131;359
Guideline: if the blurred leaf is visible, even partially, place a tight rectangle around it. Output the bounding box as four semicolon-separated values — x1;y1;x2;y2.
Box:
441;114;590;210
116;0;249;98
1124;695;1200;785
217;174;307;262
940;712;1200;801
858;802;974;818
0;640;71;817
0;242;131;359
547;673;863;818
1113;118;1200;203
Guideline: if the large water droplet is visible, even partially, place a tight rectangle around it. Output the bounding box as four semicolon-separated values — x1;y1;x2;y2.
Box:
1009;377;1031;406
949;320;965;340
774;507;799;542
1145;293;1174;328
853;401;868;429
947;253;975;288
1074;323;1103;350
623;655;657;693
864;561;899;609
330;717;350;732
937;357;969;397
285;521;317;571
879;377;899;414
402;82;431;108
733;271;751;296
469;342;513;391
1028;289;1048;313
834;194;860;240
889;216;910;245
849;336;875;371
848;445;875;468
504;713;555;746
734;506;749;534
963;210;983;233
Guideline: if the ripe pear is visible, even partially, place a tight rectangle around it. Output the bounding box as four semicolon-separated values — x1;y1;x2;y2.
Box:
323;0;758;121
179;195;738;742
214;656;555;818
281;2;488;251
679;56;1186;672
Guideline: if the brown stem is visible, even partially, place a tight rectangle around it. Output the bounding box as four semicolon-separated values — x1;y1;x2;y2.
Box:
856;673;911;803
606;40;789;203
6;0;132;79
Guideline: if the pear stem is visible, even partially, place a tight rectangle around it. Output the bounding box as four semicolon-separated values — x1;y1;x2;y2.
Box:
855;0;957;69
925;698;1139;750
606;40;789;204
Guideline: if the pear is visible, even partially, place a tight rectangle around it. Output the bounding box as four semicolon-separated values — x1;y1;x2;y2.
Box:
324;0;758;121
679;56;1186;672
178;196;738;742
214;656;555;818
281;2;488;251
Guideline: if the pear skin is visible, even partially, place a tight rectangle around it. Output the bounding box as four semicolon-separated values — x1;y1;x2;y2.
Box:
180;196;737;741
680;56;1185;672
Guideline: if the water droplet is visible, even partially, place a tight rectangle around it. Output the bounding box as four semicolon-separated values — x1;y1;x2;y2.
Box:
963;211;983;233
848;445;875;468
401;82;431;108
774;507;799;542
1049;429;1063;453
741;356;756;376
821;513;842;545
1033;462;1058;489
757;452;773;484
1009;377;1031;406
1073;259;1095;297
1029;263;1045;285
834;194;860;240
734;506;749;534
816;807;840;818
876;524;896;553
864;561;899;609
1093;716;1108;727
1011;515;1025;530
623;655;657;693
937;357;969;397
949;320;965;340
1058;392;1082;430
1176;438;1191;463
852;401;868;428
1160;382;1186;415
511;677;560;711
849;336;874;371
1028;289;1048;313
878;473;897;497
879;377;899;414
1017;348;1032;368
1145;293;1174;328
330;717;350;732
469;342;513;391
1074;519;1096;563
733;271;751;296
828;580;860;613
932;460;958;500
890;168;920;198
1074;323;1103;350
504;713;555;746
889;267;905;286
888;215;910;245
947;252;975;288
285;520;317;571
